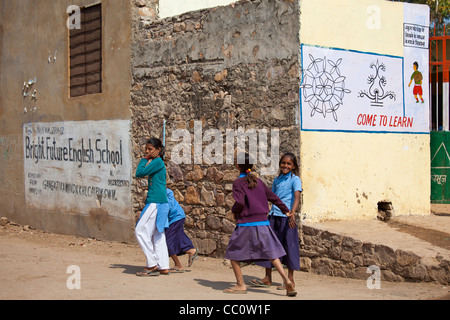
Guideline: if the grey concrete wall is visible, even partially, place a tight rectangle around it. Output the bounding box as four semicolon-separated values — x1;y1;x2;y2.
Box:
0;0;135;242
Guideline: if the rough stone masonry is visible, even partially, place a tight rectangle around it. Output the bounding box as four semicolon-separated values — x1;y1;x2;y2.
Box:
130;0;301;257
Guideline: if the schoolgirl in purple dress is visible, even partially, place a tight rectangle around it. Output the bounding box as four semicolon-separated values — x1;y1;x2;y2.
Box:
224;153;297;297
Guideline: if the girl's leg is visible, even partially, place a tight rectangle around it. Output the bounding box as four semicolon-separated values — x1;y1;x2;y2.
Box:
264;267;273;284
260;268;273;285
135;204;158;270
186;248;198;267
249;268;272;287
171;255;183;269
277;269;295;290
153;229;170;273
288;269;295;287
170;249;197;271
186;247;197;258
224;260;247;293
270;258;297;297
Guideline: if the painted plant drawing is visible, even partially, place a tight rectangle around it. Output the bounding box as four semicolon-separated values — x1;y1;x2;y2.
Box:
358;60;396;107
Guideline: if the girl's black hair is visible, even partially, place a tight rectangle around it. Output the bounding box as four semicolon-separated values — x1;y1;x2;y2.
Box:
279;152;299;176
147;138;166;159
237;153;258;189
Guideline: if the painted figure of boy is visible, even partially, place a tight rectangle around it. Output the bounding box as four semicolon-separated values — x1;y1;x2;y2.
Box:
408;61;424;104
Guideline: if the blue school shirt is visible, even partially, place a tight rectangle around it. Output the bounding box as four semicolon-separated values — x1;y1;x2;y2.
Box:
269;173;302;217
165;189;186;226
156;189;185;230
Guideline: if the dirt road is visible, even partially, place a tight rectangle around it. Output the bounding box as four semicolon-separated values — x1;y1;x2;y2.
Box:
1;222;449;301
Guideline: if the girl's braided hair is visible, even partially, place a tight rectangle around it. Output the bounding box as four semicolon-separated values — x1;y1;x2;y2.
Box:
238;153;258;190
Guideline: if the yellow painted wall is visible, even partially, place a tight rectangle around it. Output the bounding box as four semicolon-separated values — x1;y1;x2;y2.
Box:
299;0;431;221
301;131;430;220
301;0;404;56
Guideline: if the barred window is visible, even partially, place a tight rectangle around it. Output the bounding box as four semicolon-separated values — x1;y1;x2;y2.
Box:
69;3;102;97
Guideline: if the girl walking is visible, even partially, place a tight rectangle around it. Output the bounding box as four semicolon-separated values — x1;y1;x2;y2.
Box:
135;138;170;276
165;188;198;272
251;153;302;290
224;153;297;297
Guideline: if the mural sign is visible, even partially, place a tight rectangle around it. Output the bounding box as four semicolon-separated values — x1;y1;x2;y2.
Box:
23;120;132;217
300;3;430;134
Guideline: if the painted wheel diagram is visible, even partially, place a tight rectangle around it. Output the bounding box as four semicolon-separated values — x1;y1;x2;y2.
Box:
300;54;351;122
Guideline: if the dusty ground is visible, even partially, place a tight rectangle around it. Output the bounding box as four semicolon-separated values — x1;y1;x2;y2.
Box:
1;221;449;301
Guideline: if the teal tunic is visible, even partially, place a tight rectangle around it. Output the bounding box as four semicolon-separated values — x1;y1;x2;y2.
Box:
135;157;168;232
135;157;168;204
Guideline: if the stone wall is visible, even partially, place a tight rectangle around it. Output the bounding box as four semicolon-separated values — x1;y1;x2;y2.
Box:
301;224;450;285
130;0;301;256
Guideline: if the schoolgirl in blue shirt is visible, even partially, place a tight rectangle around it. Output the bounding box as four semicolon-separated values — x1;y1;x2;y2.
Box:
251;153;302;290
164;188;198;272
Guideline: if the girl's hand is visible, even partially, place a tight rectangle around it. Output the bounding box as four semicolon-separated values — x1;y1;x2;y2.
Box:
145;149;159;160
287;211;297;229
150;149;160;159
